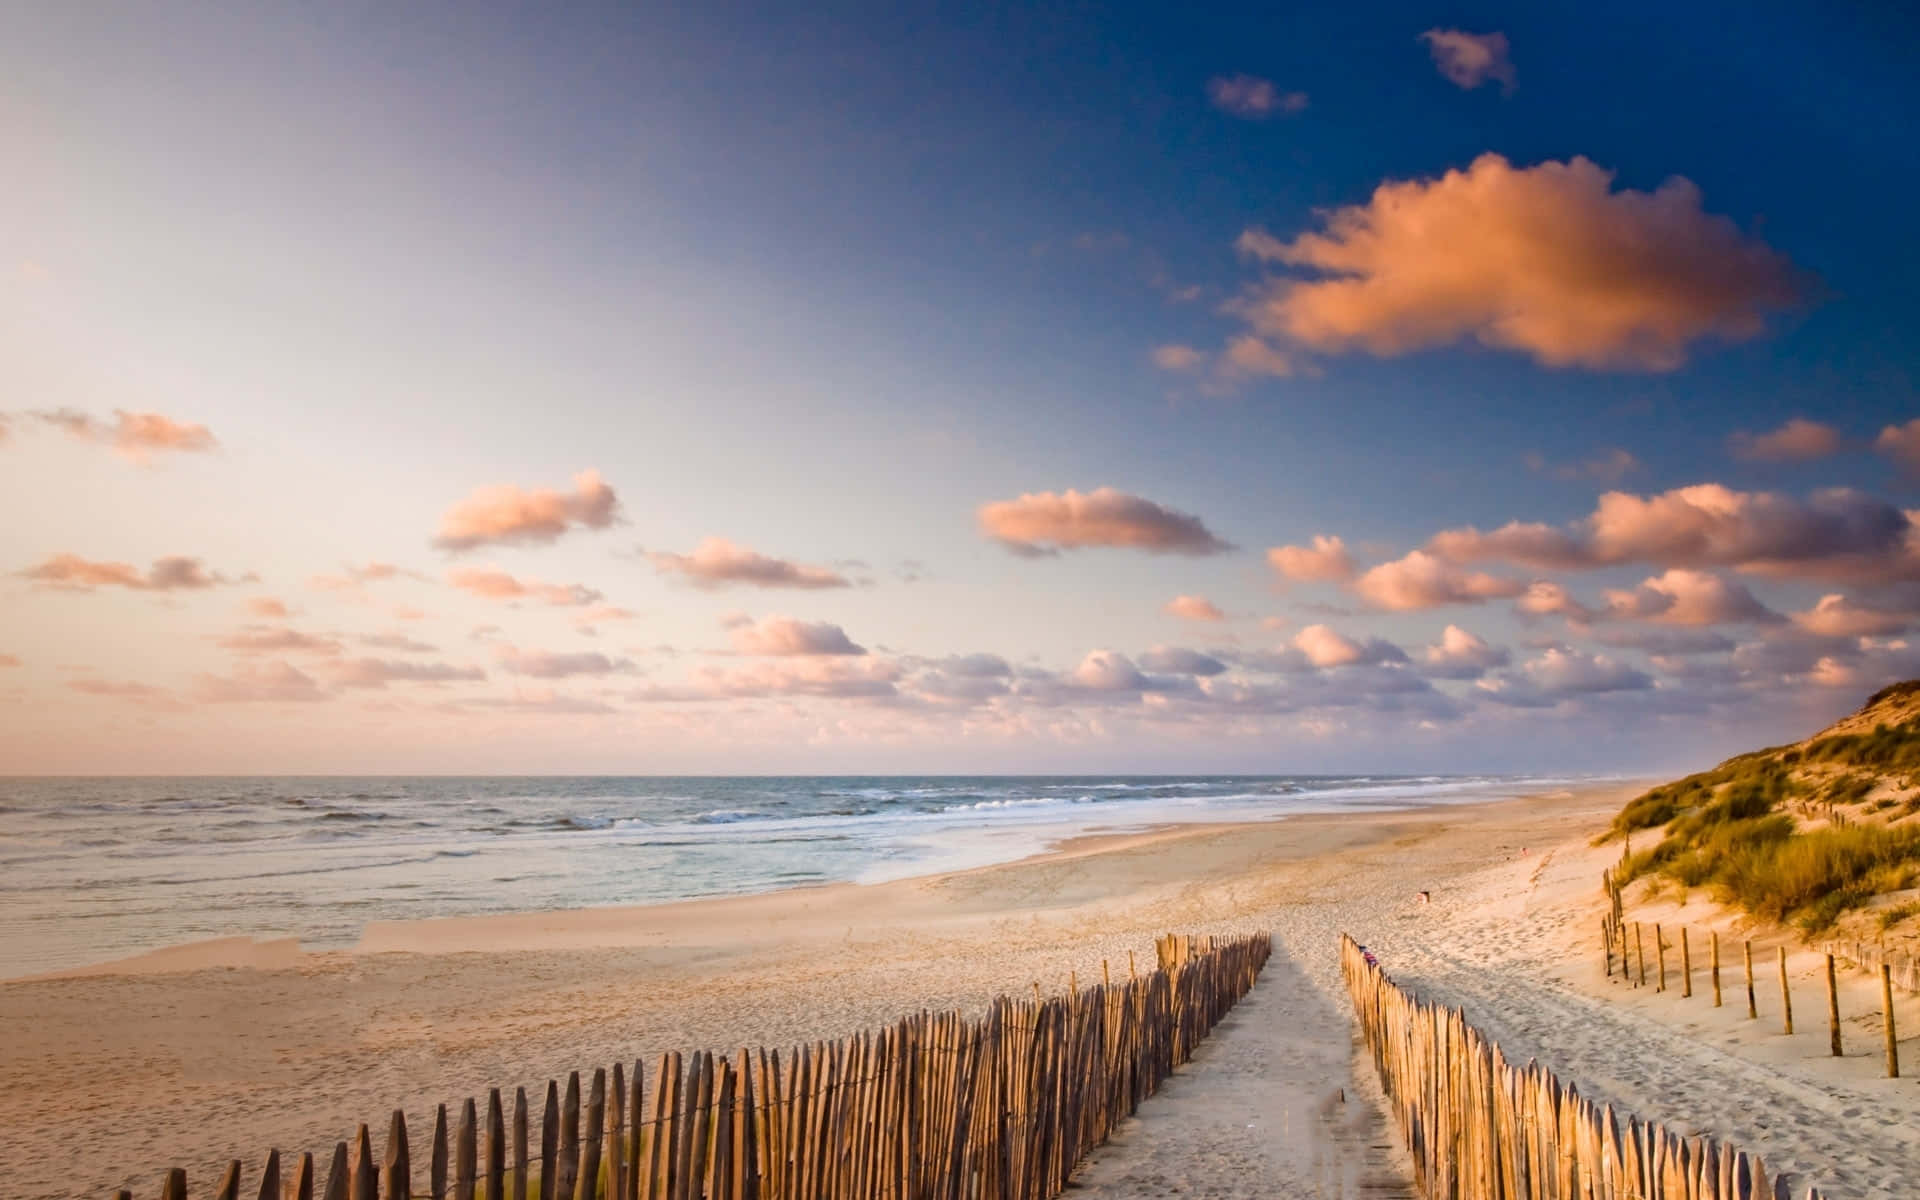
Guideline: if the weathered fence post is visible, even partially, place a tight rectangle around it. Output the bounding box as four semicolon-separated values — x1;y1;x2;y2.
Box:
1745;941;1758;1019
1779;947;1795;1035
1680;928;1692;999
1826;955;1843;1057
1711;931;1723;1007
1885;963;1901;1079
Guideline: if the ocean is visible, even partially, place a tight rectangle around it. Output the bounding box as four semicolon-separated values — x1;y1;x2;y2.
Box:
0;774;1570;978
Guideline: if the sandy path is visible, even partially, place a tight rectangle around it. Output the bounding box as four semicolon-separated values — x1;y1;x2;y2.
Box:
1073;946;1414;1199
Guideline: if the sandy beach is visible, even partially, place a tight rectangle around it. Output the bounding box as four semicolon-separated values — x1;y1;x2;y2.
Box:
6;782;1916;1200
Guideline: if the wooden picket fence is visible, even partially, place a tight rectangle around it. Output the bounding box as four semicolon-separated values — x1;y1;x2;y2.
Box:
1818;938;1920;995
113;933;1269;1200
1341;935;1830;1200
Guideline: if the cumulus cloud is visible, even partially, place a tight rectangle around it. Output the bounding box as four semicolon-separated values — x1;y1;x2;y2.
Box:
246;597;291;619
979;488;1232;556
1206;74;1308;119
1600;569;1781;626
15;409;217;460
1266;535;1356;582
192;661;329;703
1793;594;1914;638
493;646;634;679
1352;550;1525;610
1231;155;1803;371
1419;30;1515;92
1136;646;1229;676
728;616;867;656
215;626;346;655
645;537;850;590
1513;580;1595;622
447;567;604;607
1164;594;1226;622
1292;624;1407;668
1070;650;1151;691
1430;484;1913;581
1729;418;1842;463
1875;419;1920;475
433;469;620;551
21;553;230;591
0;653;19;667
1479;648;1651;706
1420;625;1510;679
323;658;487;689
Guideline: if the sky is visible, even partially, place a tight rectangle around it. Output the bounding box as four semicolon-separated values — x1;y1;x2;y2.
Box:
4;0;1919;775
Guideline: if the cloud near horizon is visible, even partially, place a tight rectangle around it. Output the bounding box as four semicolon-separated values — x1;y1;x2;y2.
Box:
1420;30;1515;93
979;487;1232;556
21;553;232;592
433;469;620;551
646;537;851;590
1231;154;1804;371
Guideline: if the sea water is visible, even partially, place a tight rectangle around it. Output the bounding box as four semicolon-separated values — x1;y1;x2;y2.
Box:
0;774;1571;977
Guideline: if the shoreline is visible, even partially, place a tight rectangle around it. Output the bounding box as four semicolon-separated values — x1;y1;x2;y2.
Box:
11;784;1605;983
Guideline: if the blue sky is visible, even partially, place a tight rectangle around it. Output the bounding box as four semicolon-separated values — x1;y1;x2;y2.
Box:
3;1;1918;774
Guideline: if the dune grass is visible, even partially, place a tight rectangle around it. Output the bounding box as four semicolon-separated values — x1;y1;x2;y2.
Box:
1607;709;1920;932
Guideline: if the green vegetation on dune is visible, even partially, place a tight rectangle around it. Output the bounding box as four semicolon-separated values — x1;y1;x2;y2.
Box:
1608;687;1920;934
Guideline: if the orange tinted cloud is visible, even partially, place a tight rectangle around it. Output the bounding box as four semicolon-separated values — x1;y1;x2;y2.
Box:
1266;535;1355;582
1233;155;1803;371
1428;484;1912;580
433;469;620;551
1163;594;1226;621
1729;418;1842;463
1352;550;1524;610
728;616;867;656
246;597;291;618
1419;30;1515;92
21;553;230;591
979;487;1231;556
21;409;217;460
645;538;851;590
447;567;604;606
1793;594;1913;638
1599;569;1781;626
0;653;20;667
